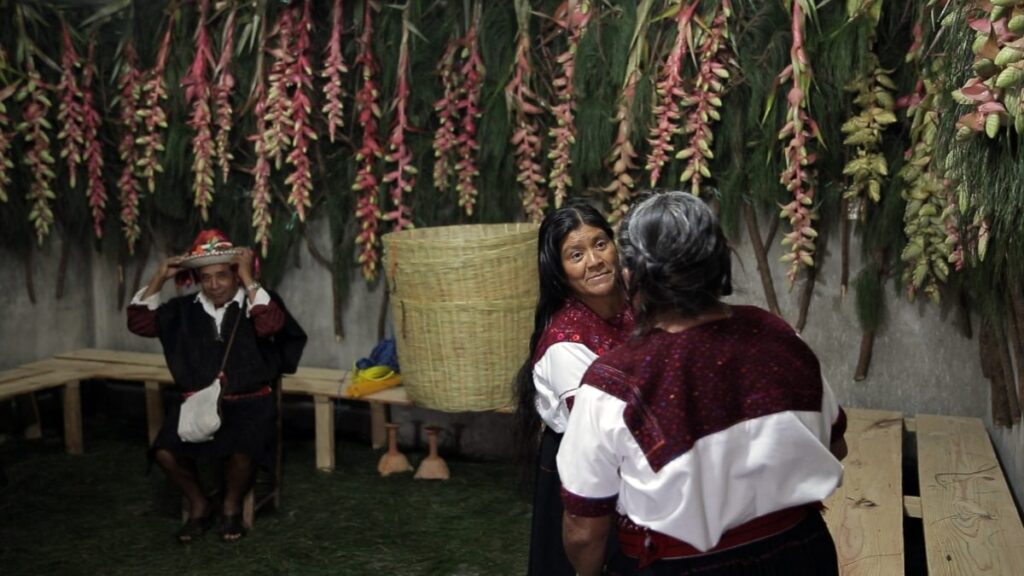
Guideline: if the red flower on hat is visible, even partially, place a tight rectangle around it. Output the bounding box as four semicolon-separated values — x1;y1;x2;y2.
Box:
188;228;234;255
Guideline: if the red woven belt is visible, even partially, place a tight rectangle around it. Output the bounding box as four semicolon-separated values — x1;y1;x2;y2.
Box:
618;505;809;568
182;385;272;401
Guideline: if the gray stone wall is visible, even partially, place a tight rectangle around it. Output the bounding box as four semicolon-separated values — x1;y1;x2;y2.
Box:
0;215;1018;507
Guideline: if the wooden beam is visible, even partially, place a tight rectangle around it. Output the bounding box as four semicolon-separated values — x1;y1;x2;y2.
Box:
904;495;922;519
917;414;1024;575
823;408;905;574
370;402;387;450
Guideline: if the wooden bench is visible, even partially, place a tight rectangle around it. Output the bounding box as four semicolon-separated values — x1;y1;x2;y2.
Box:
0;367;87;454
824;408;1024;575
13;349;419;472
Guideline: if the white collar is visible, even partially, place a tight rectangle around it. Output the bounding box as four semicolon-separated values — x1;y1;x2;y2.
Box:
194;287;245;317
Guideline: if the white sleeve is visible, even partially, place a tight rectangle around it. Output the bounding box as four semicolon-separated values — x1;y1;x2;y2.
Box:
532;342;598;433
245;287;271;315
129;288;161;310
557;384;624;511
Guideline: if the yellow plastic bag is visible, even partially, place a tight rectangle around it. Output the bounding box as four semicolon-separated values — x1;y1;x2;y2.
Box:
346;365;402;398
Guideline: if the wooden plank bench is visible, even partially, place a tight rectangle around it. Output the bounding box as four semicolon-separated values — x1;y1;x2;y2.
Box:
0;368;87;454
17;349;423;471
823;408;1024;575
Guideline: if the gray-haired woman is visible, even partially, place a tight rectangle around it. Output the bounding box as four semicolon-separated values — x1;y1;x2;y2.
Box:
556;191;847;575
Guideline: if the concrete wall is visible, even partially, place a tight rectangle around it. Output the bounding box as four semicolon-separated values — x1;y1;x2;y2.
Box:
1;214;1019;505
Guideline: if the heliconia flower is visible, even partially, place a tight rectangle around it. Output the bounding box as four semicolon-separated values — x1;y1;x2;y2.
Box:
264;7;295;170
353;2;383;282
382;8;415;231
677;1;732;197
57;21;86;190
183;0;215;221
16;66;57;245
81;39;106;239
212;7;237;184
777;0;820;286
116;41;143;253
136;22;173;194
284;0;316;222
898;76;951;303
321;0;349;143
455;5;485;217
250;85;273;257
604;0;655;225
432;40;461;191
645;1;698;188
505;0;546;223
0;48;16;204
548;0;592;208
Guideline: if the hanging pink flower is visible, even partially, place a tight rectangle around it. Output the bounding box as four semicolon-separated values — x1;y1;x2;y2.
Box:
284;0;316;221
505;1;546;223
212;7;237;184
455;5;484;217
547;0;592;207
81;39;106;239
353;2;383;282
137;22;173;194
116;41;143;253
382;8;415;231
321;0;349;143
57;21;86;190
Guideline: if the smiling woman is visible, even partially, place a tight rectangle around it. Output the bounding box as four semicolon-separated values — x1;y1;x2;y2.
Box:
512;203;634;576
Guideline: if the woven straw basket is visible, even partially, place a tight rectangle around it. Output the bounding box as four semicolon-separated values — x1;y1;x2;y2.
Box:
383;223;539;412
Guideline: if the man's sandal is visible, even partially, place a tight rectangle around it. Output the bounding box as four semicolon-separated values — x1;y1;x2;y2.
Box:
220;514;246;542
177;515;212;544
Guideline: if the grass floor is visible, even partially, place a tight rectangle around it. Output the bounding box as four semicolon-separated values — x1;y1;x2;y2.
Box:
0;413;531;576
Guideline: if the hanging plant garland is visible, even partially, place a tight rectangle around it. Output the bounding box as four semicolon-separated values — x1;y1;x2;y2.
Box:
265;6;295;170
777;0;821;286
284;0;315;222
382;4;415;231
455;2;484;217
116;40;143;254
57;21;86;191
432;38;461;192
183;0;216;221
321;0;349;144
212;5;238;184
677;0;732;197
0;47;16;204
249;8;274;259
353;0;383;282
506;0;547;223
548;0;592;208
840;2;895;217
137;21;173;195
645;1;697;188
15;6;56;246
605;0;654;225
951;3;1020;141
81;38;106;239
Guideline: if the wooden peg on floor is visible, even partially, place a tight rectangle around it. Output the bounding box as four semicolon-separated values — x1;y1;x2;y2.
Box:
377;423;412;476
414;426;449;481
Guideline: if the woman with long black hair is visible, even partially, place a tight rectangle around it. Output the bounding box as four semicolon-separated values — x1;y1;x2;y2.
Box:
514;203;634;576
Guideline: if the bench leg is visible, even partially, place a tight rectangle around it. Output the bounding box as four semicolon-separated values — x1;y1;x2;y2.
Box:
144;381;164;446
242;489;255;530
314;395;335;472
63;381;83;455
370;402;387;450
19;394;43;440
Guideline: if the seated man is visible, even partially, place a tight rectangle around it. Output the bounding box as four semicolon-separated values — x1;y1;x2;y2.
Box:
127;230;306;543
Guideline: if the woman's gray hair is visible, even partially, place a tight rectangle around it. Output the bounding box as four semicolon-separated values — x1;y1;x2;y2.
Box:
619;191;732;329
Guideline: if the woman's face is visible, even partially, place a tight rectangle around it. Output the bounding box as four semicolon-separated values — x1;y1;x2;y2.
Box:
560;223;619;303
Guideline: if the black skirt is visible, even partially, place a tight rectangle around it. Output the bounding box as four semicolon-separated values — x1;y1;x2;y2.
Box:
527;427;576;576
151;391;277;472
603;510;839;576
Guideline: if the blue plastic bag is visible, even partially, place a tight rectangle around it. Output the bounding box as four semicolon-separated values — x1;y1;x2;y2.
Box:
356;337;399;372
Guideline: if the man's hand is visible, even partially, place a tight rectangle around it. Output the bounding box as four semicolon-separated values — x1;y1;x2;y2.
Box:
233;247;255;286
142;255;186;299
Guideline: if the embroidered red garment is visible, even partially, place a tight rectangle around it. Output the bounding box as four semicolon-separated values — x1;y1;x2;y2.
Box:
581;305;835;473
532;298;634;365
128;298;284;338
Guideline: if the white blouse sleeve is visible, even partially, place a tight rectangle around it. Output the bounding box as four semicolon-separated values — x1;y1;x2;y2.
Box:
532;342;598;433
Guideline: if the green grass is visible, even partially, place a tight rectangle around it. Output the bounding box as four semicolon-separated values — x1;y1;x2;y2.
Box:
0;417;531;576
